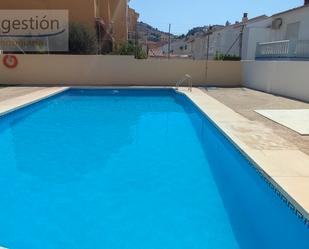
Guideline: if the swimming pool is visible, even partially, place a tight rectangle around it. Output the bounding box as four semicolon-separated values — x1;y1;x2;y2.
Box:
0;88;308;249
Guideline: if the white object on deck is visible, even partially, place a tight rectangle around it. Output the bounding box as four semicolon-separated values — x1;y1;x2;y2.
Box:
255;109;309;135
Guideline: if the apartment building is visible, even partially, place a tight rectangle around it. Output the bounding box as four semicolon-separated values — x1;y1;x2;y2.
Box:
190;26;224;60
0;0;139;52
128;7;140;41
243;0;309;60
159;39;192;57
190;15;267;60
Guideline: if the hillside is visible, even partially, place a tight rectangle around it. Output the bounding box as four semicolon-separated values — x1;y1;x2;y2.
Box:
137;21;176;42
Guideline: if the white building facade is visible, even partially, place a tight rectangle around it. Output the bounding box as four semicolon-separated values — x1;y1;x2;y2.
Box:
190;16;267;60
160;39;192;57
158;2;309;61
242;3;309;60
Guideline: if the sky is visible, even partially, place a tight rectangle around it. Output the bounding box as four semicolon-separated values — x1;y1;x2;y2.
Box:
130;0;304;35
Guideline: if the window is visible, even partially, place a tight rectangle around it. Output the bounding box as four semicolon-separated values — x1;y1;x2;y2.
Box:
286;22;300;41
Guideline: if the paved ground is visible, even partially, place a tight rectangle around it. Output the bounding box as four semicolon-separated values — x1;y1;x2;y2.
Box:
0;87;45;102
203;87;309;156
0;86;68;117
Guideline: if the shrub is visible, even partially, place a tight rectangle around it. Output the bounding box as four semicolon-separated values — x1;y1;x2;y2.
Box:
116;41;136;55
69;23;98;54
223;54;241;61
114;41;148;59
214;52;240;61
136;46;148;59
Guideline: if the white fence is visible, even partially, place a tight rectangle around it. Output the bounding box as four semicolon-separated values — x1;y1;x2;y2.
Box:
256;40;309;60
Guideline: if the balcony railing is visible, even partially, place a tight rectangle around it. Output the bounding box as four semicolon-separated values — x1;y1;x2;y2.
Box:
256;40;309;60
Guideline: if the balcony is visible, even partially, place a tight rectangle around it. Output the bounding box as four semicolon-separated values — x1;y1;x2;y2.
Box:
256;40;309;60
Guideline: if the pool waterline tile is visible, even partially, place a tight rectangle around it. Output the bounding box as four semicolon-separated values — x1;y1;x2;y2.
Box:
273;177;309;214
179;87;309;219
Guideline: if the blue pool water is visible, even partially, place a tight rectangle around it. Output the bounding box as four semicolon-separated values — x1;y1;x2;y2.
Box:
0;89;308;249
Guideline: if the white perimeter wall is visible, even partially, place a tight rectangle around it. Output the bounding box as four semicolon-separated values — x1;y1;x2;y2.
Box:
1;54;309;104
243;60;309;103
0;55;241;87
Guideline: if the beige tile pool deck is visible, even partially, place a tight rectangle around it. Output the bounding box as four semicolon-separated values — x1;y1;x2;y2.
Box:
204;87;309;156
0;87;68;116
0;86;309;222
0;87;46;101
179;87;309;220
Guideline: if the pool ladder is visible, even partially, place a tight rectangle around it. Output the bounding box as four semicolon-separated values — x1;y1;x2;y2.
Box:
176;74;193;92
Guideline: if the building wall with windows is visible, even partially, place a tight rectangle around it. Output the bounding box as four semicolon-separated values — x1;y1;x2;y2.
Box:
243;4;309;60
190;25;240;60
190;36;206;59
160;39;192;57
190;16;267;60
0;0;97;30
0;0;137;49
189;27;225;60
268;6;309;42
128;7;139;42
128;8;139;33
104;0;128;44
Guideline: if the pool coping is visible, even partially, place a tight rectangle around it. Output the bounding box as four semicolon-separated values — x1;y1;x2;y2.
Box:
0;87;69;117
179;87;309;225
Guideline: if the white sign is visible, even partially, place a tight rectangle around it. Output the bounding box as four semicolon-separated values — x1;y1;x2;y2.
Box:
0;10;69;52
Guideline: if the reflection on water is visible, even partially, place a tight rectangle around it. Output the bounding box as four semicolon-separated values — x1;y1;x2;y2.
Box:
0;89;184;183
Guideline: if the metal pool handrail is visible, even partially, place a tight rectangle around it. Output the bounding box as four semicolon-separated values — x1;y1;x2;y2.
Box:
176;74;193;92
